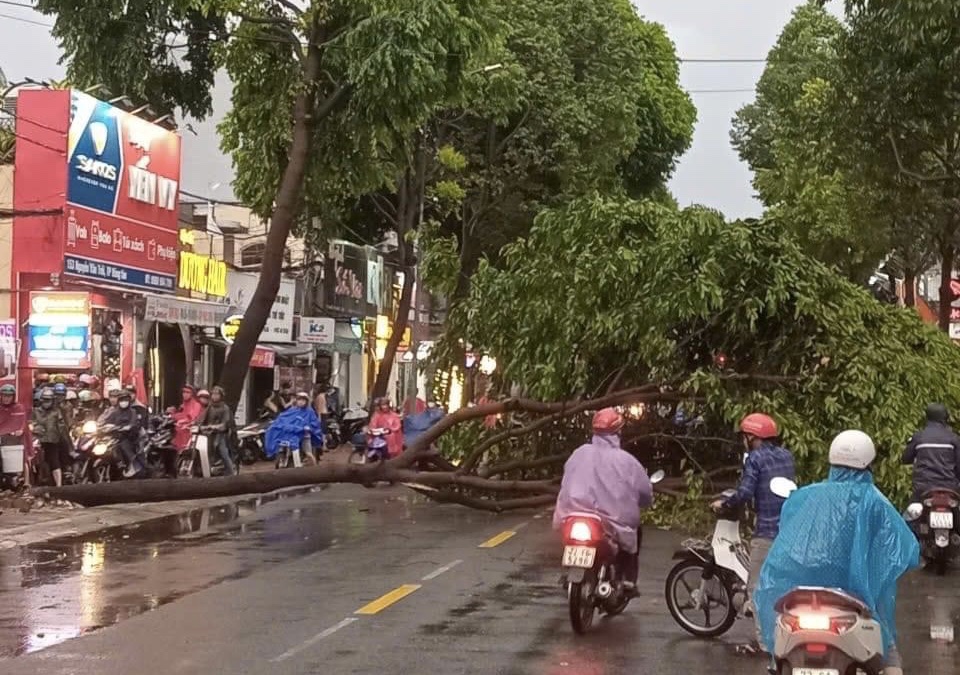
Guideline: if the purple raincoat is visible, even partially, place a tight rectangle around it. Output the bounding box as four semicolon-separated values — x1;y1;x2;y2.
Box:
552;434;653;554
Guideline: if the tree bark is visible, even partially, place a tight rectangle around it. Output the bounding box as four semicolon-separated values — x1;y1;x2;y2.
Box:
938;239;955;332
372;261;414;400
904;270;917;307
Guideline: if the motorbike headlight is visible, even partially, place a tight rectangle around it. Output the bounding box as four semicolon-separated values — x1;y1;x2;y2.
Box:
82;420;98;435
92;443;108;457
905;503;924;521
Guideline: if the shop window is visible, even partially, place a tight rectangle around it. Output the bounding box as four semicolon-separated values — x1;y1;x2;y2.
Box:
92;309;123;380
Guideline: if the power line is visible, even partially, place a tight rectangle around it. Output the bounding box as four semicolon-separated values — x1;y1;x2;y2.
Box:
0;10;50;27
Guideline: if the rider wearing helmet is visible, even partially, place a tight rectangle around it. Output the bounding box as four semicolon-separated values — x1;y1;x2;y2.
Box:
553;408;654;595
31;387;71;486
902;402;960;500
755;431;919;675
711;413;796;656
52;382;74;428
197;386;237;476
98;388;144;477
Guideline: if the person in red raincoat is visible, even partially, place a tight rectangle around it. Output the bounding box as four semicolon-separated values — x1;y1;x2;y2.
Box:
0;384;33;485
370;397;404;458
172;385;205;452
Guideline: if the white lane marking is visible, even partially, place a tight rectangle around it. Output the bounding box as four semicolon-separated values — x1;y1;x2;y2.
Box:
421;559;463;581
513;520;530;531
270;617;359;662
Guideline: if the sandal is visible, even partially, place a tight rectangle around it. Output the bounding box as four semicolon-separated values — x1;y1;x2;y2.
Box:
734;642;765;657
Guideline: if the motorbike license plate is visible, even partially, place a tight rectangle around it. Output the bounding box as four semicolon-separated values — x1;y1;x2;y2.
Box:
793;670;839;675
930;511;954;529
562;545;596;568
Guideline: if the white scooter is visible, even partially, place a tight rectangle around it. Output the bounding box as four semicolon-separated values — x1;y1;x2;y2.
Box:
664;483;750;637
768;477;886;675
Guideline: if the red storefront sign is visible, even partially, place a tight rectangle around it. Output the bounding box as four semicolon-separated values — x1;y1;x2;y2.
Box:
13;89;181;293
250;347;276;369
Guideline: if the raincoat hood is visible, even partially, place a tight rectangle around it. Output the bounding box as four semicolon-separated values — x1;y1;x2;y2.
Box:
755;468;920;653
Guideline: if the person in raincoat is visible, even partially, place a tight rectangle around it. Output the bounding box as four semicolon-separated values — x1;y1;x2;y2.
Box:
755;430;920;675
0;384;32;485
369;397;403;459
172;385;205;452
552;408;654;594
265;391;324;461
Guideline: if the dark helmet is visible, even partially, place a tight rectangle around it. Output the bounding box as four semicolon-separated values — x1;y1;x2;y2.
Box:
53;383;67;396
117;389;133;401
212;385;225;397
926;403;949;424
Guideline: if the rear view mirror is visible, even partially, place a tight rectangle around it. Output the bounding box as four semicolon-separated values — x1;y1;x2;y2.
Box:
770;476;798;498
649;469;665;484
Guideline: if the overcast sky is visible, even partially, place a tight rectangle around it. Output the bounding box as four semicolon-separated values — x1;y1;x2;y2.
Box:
0;1;823;219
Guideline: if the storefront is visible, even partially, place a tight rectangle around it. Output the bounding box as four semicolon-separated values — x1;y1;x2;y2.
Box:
11;89;182;402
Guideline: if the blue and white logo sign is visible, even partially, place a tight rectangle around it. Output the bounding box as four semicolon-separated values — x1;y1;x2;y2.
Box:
298;316;335;344
65;255;175;293
67;91;123;214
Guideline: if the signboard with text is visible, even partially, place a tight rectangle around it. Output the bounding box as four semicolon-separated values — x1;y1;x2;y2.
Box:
63;90;181;292
0;320;17;380
298;316;335;344
27;292;91;368
218;272;296;343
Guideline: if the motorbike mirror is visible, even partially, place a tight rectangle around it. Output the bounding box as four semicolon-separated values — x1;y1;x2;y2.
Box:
649;469;665;484
770;476;798;498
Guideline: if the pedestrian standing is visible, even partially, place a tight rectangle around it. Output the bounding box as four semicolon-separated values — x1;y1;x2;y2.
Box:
32;388;71;486
199;386;237;476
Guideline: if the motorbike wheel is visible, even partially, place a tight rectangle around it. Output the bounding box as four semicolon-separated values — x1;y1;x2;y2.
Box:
934;549;949;576
604;587;631;617
664;559;737;638
239;439;259;466
569;578;596;635
92;463;111;484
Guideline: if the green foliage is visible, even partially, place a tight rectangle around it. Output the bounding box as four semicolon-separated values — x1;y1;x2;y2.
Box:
446;195;960;504
644;470;711;536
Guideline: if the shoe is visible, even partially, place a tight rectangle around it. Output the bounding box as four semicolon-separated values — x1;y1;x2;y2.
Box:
622;581;639;597
734;641;766;657
123;465;137;478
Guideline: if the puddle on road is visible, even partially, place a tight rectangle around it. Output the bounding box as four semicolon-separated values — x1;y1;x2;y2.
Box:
0;488;371;658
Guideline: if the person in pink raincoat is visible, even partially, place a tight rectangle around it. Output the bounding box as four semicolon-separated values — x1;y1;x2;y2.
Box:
370;397;403;458
0;384;32;485
172;385;205;452
552;407;654;594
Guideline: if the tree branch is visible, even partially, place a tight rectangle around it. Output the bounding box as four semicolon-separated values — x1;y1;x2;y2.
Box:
273;0;305;16
481;453;570;478
403;485;556;512
888;131;952;183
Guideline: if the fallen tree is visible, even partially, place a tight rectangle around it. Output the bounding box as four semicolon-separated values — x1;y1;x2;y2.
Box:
33;387;706;509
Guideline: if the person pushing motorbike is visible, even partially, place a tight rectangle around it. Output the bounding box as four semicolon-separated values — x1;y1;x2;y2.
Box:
902;402;960;500
553;408;653;596
198;386;237;476
755;430;919;675
710;413;796;656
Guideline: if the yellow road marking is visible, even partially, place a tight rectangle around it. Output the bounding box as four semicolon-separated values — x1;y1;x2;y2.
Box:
478;530;516;548
354;584;422;615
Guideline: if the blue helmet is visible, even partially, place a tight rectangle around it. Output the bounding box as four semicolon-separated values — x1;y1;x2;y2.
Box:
53;383;67;395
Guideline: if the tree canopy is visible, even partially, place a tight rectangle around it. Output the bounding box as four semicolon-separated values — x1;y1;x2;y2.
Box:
440;194;960;504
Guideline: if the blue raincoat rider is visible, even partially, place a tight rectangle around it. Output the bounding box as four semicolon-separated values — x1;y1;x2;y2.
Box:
754;430;919;675
265;391;324;460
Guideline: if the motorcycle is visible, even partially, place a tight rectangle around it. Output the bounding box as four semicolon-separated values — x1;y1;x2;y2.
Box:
84;422;139;483
275;426;315;469
178;426;240;478
349;427;390;464
767;477;886;675
237;412;272;465
664;486;750;637
143;414;178;478
904;487;960;575
0;432;25;490
340;405;369;445
560;469;664;634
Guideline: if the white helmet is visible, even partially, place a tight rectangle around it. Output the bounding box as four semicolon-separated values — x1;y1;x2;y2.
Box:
828;430;876;470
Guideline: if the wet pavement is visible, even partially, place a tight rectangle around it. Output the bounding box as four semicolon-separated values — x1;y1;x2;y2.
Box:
0;484;955;673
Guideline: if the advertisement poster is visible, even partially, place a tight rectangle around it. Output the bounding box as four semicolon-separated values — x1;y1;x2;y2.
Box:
0;320;17;380
63;91;181;293
324;240;368;317
218;272;296;343
27;292;91;368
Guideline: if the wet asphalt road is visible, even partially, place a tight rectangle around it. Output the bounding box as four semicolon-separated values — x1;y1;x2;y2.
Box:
0;485;957;674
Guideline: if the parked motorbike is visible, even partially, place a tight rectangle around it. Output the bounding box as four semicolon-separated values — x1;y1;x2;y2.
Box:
179;426;240;478
766;477;886;675
340;405;369;444
237;412;272;465
561;469;664;634
0;432;25;490
905;488;960;575
665;486;750;637
349;427;390;464
275;426;316;469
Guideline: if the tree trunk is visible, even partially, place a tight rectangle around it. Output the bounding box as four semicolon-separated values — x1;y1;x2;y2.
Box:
217;31;337;410
904;270;917;307
372;262;414;400
938;241;955;332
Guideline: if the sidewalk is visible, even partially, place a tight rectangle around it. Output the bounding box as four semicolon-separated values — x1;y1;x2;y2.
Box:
0;448;355;549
